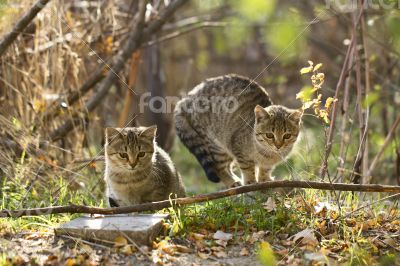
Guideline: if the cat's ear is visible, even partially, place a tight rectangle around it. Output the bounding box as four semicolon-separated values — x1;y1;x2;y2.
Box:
288;109;303;123
254;105;270;122
105;127;121;143
140;125;157;139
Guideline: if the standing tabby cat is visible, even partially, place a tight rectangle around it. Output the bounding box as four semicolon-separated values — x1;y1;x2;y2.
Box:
104;126;185;207
175;74;302;187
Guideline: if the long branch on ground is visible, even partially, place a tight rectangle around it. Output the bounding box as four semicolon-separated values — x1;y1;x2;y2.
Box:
1;180;400;218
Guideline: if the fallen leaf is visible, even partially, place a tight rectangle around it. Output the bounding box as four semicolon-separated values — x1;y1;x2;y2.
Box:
258;241;277;266
304;252;328;262
213;230;232;241
176;245;193;253
65;258;76;266
211;246;224;252
113;236;128;247
213;250;228;258
191;233;205;240
382;236;396;247
215;239;228;247
288;228;319;246
248;231;268;244
121;245;135;255
240;247;249;256
197;251;210;259
262;197;277;212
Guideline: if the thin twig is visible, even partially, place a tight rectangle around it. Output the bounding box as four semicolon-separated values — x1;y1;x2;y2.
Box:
360;3;370;183
142;21;226;47
1;181;400;218
319;38;353;180
366;114;400;182
59;234;111;250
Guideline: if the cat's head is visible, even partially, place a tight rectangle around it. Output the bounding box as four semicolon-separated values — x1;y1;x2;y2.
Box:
105;126;157;172
254;105;302;153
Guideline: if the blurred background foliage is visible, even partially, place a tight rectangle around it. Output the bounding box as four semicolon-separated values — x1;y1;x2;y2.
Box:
0;0;399;205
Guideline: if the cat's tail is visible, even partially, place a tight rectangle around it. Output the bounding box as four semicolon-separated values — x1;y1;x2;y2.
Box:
174;104;221;183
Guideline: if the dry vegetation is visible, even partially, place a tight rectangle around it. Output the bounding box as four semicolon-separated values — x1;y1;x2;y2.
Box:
0;0;400;265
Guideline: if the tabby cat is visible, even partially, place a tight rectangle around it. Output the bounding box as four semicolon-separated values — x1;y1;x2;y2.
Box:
174;74;302;187
104;126;185;207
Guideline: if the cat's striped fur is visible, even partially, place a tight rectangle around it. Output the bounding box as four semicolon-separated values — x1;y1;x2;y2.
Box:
104;126;185;206
174;74;302;186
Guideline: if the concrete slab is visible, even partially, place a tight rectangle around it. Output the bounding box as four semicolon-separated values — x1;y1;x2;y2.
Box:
55;214;169;246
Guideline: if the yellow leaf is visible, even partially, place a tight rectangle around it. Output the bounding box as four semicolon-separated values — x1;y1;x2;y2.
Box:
121;245;135;255
300;66;313;74
313;63;323;71
258;241;277;266
325;97;336;109
65;258;76;266
296;86;314;102
307;60;314;66
319;110;330;124
316;72;325;80
114;236;128;247
33;99;45;113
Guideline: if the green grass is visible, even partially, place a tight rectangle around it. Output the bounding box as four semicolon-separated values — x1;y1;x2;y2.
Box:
0;161;104;232
161;187;399;264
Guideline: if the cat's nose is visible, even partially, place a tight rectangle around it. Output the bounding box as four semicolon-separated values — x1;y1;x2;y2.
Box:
129;160;137;169
275;142;283;149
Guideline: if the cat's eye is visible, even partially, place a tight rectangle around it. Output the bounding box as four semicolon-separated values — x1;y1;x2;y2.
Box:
118;153;128;159
283;134;292;139
138;151;145;158
265;133;274;139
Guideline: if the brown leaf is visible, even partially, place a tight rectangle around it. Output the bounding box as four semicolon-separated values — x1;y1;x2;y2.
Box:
288;228;319;246
262;197;277;212
213;230;232;241
113;236;128;248
215;239;228;247
197;251;210;259
176;245;193;253
240;247;250;256
213;250;228;258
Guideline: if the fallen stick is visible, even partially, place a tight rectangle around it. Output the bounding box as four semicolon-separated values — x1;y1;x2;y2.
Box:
1;180;400;218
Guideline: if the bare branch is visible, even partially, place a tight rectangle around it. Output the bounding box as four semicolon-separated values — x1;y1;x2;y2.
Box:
0;0;51;57
367;114;400;182
1;180;400;218
319;8;364;180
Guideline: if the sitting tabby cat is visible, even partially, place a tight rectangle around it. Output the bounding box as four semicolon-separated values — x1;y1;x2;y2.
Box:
174;74;302;187
104;126;185;207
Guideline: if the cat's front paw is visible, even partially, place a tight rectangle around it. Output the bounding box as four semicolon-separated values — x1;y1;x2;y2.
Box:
108;197;119;207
